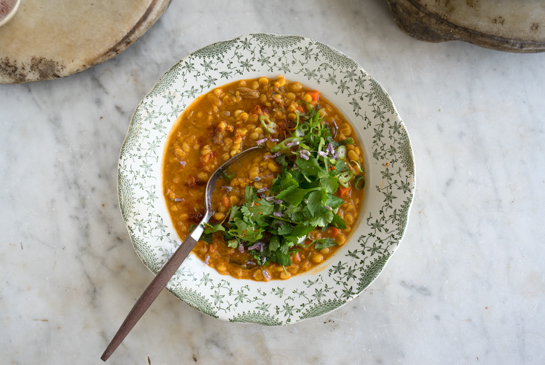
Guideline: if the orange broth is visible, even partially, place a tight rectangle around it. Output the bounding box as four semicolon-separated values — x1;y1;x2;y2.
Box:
163;75;364;281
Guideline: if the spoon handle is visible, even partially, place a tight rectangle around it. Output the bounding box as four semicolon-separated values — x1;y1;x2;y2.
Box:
101;215;209;361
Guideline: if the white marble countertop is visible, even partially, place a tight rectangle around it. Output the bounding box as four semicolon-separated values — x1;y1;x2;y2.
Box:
2;1;544;364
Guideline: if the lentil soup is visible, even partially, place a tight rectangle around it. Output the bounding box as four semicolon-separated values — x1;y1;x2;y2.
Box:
162;75;365;281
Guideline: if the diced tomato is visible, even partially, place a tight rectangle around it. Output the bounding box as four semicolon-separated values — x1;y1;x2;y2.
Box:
296;105;304;113
222;195;231;208
209;243;216;253
338;186;351;198
328;227;340;237
307;90;320;101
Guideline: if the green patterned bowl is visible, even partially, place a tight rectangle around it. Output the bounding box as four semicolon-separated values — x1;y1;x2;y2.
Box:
118;34;415;325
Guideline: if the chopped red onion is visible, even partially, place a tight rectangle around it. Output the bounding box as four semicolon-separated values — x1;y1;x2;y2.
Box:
257;187;269;193
273;211;285;217
204;255;210;265
328;143;338;159
264;152;281;159
256;138;268;145
325;205;333;211
180;160;186;166
238;244;245;253
174;198;182;202
248;242;265;252
318;151;328;157
287;141;299;147
222;186;233;192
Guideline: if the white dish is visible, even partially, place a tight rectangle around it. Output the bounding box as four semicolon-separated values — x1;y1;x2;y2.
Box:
118;34;415;325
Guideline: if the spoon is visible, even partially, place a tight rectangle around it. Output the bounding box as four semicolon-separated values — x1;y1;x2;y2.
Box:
101;146;263;362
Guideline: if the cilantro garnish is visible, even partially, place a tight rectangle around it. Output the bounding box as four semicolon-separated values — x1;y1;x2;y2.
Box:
211;103;358;267
221;170;235;181
313;238;337;250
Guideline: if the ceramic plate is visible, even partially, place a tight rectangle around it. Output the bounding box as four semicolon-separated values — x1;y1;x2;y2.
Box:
118;34;415;325
0;0;171;83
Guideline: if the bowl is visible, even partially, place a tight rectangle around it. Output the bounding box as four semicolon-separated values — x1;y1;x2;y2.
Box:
118;34;415;325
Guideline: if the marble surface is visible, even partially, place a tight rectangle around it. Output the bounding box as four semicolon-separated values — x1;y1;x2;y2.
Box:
1;0;544;364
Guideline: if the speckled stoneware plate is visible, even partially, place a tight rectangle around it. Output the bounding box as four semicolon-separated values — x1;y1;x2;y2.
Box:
387;0;545;53
118;34;415;325
0;0;171;83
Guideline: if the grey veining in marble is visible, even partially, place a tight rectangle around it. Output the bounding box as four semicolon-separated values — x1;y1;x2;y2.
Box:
1;0;545;364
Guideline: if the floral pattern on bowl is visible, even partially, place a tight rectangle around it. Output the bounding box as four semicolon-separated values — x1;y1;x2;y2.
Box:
118;33;415;325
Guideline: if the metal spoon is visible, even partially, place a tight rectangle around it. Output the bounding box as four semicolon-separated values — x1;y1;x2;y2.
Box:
101;146;263;362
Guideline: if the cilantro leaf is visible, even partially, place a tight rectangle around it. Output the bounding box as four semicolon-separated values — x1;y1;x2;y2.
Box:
330;214;347;230
296;157;324;176
307;189;327;217
227;239;239;248
203;222;225;235
284;205;306;222
333;160;348;173
320;175;339;194
221;171;235;181
276;186;318;206
314;238;337;250
274;250;292;266
269;236;281;251
247;199;274;226
285;204;303;215
245;186;256;204
325;194;344;210
279;171;299;190
277;223;294;236
229;205;240;221
229;218;263;243
309;210;335;227
275;154;288;166
285;224;314;242
338;138;354;145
